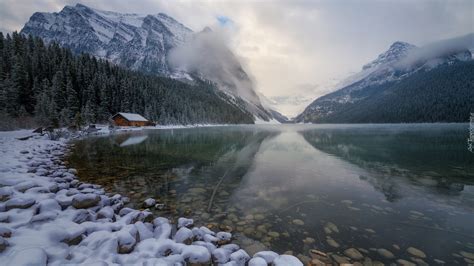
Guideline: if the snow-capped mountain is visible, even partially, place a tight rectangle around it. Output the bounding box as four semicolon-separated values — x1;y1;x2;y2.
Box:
296;34;473;123
22;4;192;76
21;4;273;122
362;41;416;70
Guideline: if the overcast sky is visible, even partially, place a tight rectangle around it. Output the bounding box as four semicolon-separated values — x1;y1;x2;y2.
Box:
1;0;473;116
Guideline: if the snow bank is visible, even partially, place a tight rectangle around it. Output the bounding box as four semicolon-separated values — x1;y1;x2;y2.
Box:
0;130;301;265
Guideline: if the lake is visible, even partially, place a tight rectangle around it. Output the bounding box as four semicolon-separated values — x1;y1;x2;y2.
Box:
67;124;474;264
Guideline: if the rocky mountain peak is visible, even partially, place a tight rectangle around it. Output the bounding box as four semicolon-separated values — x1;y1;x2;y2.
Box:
363;41;416;70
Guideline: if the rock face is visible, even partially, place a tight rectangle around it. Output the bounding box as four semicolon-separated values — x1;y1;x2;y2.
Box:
22;4;191;77
20;4;275;122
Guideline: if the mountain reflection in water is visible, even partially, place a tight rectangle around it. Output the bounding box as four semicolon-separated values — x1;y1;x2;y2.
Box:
68;124;474;264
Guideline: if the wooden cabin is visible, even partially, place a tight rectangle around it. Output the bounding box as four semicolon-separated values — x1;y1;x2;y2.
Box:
111;112;153;127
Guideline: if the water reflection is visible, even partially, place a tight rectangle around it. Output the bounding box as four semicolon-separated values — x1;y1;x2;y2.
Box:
300;124;474;203
68;125;474;264
117;135;148;147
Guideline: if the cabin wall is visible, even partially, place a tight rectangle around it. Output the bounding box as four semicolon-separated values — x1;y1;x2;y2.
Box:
112;115;149;127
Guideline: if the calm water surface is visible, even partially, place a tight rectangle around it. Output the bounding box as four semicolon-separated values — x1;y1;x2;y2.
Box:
68;124;474;264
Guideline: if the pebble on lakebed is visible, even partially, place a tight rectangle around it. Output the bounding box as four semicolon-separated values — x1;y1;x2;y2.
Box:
0;130;303;265
407;246;427;258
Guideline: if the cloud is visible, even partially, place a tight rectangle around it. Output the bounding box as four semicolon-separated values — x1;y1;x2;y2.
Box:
1;0;473;116
397;33;474;69
168;27;261;106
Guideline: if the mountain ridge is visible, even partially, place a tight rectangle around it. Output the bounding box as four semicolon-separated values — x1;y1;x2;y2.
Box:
21;4;276;122
296;34;474;123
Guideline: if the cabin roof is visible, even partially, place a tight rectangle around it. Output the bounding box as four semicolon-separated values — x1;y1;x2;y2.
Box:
113;112;149;122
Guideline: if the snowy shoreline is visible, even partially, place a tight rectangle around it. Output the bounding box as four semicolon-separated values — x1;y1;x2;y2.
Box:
0;129;302;265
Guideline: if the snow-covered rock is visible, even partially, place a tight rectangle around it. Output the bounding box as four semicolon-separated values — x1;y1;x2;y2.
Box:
143;198;156;208
273;254;304;266
230;249;250;265
213;247;232;263
253;250;279;263
249;257;267;266
181;244;211;263
7;247;47;266
5;197;36;210
177;217;193;228
174;227;193;244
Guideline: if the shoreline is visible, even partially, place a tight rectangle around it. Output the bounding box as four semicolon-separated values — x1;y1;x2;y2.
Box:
0;129;302;265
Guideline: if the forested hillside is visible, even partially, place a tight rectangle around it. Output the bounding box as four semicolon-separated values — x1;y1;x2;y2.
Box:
0;32;254;130
298;61;474;123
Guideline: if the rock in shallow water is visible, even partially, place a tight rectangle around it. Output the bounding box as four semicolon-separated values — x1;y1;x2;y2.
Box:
377;248;395;259
407;247;426;258
326;237;340;248
397;259;416;266
292;219;304;225
344;248;364;260
460;251;474;260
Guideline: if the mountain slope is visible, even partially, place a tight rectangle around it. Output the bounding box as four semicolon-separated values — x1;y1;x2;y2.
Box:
21;4;274;122
296;35;474;123
0;32;255;129
303;61;474;123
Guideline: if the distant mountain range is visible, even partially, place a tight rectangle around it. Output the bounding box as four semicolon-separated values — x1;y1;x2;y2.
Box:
21;4;286;123
296;34;474;123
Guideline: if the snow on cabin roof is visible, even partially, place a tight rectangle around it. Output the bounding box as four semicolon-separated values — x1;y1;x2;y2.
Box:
115;112;149;122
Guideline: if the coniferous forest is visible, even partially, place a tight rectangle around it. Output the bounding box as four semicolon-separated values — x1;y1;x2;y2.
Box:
0;32;254;130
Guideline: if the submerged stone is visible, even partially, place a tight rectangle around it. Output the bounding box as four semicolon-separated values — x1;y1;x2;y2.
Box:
292;219;304;225
365;228;376;234
396;259;416;266
326;238;339;248
407;247;426;258
330;254;350;264
460;251;474;260
377;248;394;259
326;222;339;233
344;248;364;260
268;231;280;238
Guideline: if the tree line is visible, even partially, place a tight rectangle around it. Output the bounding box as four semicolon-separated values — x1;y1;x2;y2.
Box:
0;32;254;130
